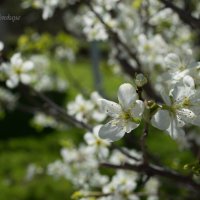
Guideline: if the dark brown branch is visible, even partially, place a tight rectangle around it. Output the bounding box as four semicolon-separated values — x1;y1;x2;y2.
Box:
100;162;200;192
19;84;93;132
86;2;162;102
111;144;140;161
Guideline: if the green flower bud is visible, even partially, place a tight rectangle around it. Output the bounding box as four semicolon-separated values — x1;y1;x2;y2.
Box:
135;73;148;87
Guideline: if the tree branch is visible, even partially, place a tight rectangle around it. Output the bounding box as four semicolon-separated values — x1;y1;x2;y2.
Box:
159;0;200;31
19;84;93;132
100;162;200;192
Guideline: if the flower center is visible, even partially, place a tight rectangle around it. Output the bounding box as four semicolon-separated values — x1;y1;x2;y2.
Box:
121;112;131;120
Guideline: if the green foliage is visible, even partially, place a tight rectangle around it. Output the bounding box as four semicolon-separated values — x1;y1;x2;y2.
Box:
17;30;79;54
147;126;195;172
132;0;144;9
184;161;200;176
0;132;74;200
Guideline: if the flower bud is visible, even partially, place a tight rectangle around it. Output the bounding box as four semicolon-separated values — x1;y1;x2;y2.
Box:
135;73;147;87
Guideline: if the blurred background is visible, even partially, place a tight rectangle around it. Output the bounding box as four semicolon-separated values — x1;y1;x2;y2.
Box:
0;1;125;199
0;0;199;199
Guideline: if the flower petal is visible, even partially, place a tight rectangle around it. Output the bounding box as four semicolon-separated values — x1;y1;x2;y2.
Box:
22;61;34;71
177;108;195;124
20;74;31;84
160;88;171;106
98;121;126;142
11;53;22;66
118;83;138;111
130;100;144;118
167;117;185;139
164;53;180;69
100;99;122;117
183;75;195;89
125;121;139;133
151;110;170;130
6;76;19;88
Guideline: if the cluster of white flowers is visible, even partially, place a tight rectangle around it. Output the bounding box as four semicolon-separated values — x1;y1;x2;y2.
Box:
97;63;200;141
0;53;68;92
48;145;108;188
6;0;200;198
31;112;67;130
136;34;169;70
67;92;107;123
82;10;116;41
47;125;159;199
55;46;75;62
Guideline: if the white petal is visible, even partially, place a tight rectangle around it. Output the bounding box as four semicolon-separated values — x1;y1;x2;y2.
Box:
6;76;19;88
183;75;194;89
20;74;31;84
167;117;185;139
130;100;144;118
191;117;200;127
151;110;170;130
160;88;171;105
84;132;95;145
93;125;102;136
76;94;85;104
100;99;122;117
176;115;185;127
22;61;34;71
118;83;138;111
98;121;126;142
125;121;139;133
171;85;187;102
11;53;22;65
164;53;180;69
177;108;195;122
92;111;106;122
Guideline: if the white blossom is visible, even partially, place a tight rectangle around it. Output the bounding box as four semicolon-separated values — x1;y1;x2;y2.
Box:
98;83;144;142
4;53;34;88
151;76;200;138
84;125;110;159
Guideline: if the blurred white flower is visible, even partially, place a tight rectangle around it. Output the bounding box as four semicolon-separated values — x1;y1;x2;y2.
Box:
67;92;106;123
109;148;142;165
84;125;110;159
0;41;4;51
90;92;107;122
145;177;159;200
103;170;139;200
67;94;94;122
25;164;43;181
5;53;34;88
32;112;59;129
